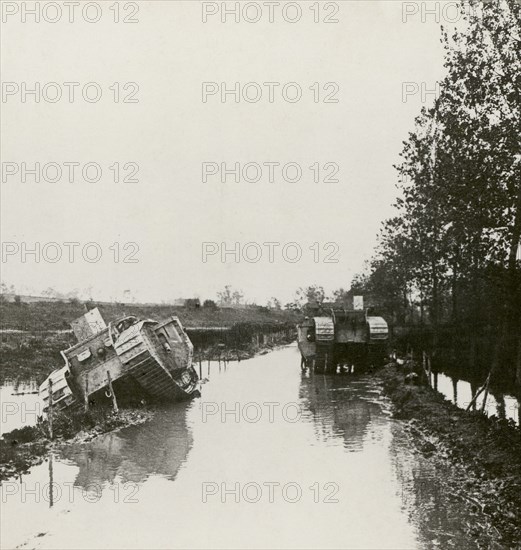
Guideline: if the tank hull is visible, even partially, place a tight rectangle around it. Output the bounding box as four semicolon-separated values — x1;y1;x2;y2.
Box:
40;311;199;413
297;309;389;374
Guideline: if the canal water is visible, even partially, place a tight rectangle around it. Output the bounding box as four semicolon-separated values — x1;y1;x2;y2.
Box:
433;371;519;425
0;380;40;435
1;345;493;549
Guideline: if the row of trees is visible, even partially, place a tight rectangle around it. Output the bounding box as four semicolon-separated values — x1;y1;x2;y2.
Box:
352;1;520;381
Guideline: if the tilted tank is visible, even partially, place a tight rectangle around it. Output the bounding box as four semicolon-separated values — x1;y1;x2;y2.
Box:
39;307;199;414
297;302;389;374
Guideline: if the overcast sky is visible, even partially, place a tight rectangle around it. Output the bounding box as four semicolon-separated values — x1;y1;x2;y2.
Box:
1;0;447;304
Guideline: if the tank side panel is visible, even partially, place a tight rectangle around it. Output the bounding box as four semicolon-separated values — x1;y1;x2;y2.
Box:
153;318;193;372
297;326;316;359
76;356;126;397
67;330;126;397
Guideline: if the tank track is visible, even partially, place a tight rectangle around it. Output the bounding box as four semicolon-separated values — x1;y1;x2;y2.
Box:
313;343;336;374
367;343;387;370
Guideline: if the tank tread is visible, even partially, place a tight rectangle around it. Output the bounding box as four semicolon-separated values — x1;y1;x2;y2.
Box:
314;343;336;374
367;343;387;370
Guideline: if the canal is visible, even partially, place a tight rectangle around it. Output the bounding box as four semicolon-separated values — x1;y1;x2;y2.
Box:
1;345;492;549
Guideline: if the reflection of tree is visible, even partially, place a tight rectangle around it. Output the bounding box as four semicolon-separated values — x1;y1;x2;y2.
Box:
390;423;493;549
491;389;506;420
298;374;385;451
59;402;193;489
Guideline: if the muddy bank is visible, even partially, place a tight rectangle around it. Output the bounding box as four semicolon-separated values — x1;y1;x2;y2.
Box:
378;363;521;547
195;330;296;363
0;331;72;382
0;408;153;482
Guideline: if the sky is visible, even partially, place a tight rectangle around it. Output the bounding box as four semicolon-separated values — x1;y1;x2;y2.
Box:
1;0;448;304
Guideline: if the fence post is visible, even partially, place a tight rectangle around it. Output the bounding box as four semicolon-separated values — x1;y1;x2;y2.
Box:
47;378;53;440
107;370;119;413
84;374;89;412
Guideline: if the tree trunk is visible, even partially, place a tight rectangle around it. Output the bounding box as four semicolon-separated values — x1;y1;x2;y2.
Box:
452;377;458;405
506;184;521;382
451;261;458;324
469;335;478;372
516;335;521;389
431;259;440;349
496;392;506;421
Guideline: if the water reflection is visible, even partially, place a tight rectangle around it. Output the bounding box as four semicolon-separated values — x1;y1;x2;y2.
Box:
390;425;491;549
0;380;40;435
434;372;519;425
0;346;502;550
298;370;495;548
299;372;388;451
58;402;193;488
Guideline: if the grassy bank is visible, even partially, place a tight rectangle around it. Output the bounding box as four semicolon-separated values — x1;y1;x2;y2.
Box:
0;331;72;381
0;301;298;382
378;363;521;547
0;300;298;332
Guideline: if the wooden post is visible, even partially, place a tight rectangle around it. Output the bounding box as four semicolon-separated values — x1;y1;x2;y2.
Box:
48;453;54;508
199;355;202;379
466;370;492;412
496;394;506;420
47;378;53;440
84;374;89;412
481;382;490;413
422;351;431;387
452;378;458;405
107;370;119;414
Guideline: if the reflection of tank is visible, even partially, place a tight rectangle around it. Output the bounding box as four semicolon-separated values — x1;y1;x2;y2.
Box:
298;370;386;451
39;308;199;412
297;306;389;373
58;402;193;488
